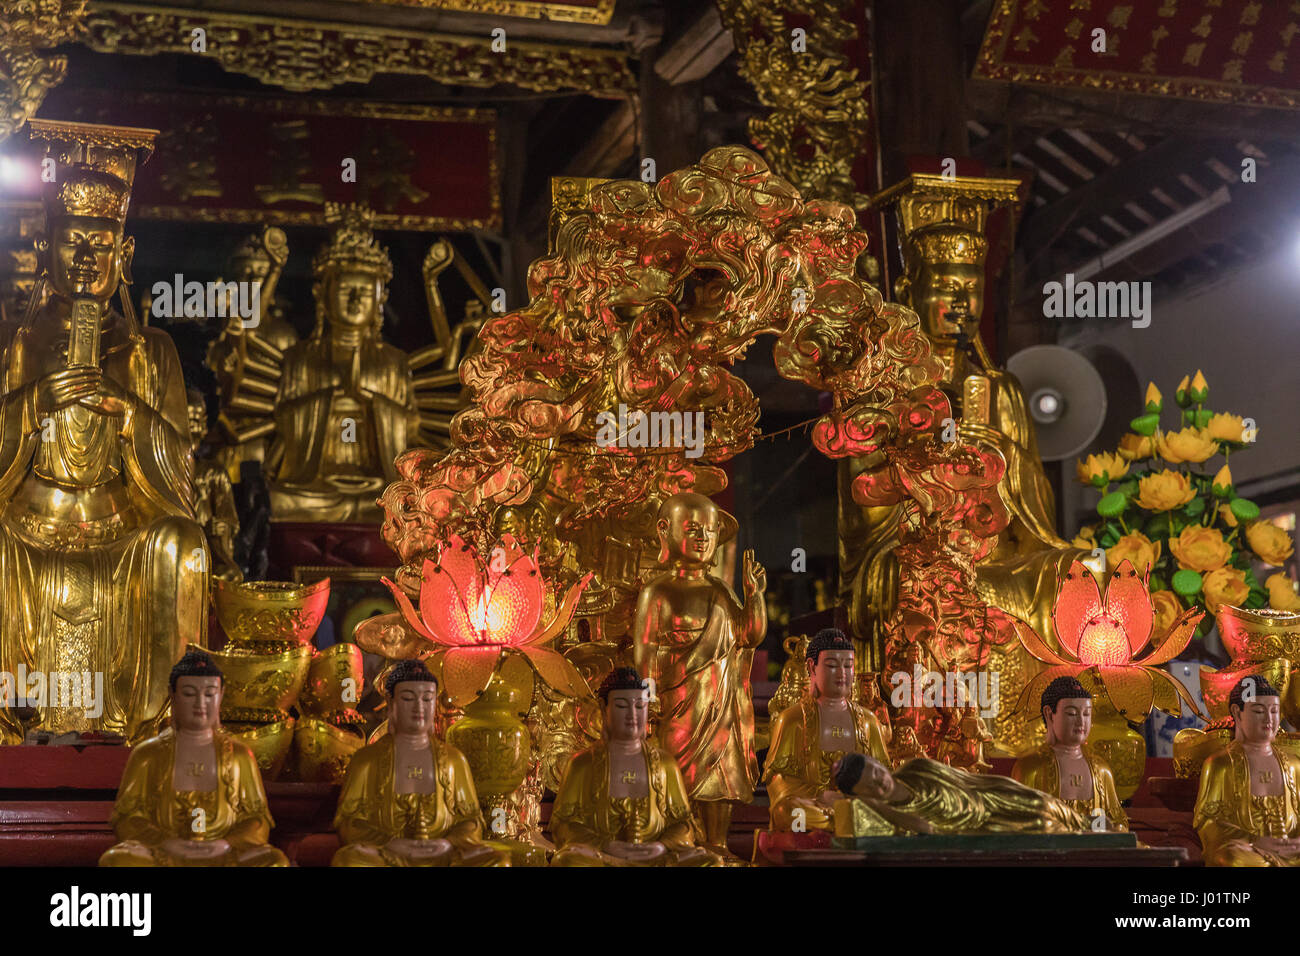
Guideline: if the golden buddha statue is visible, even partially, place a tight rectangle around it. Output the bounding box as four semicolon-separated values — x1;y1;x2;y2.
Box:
100;651;288;866
331;659;507;866
0;119;207;743
632;492;767;858
1011;676;1127;831
832;751;1090;836
186;388;241;582
551;667;720;866
1194;676;1300;866
841;174;1082;750
764;629;890;832
266;203;419;522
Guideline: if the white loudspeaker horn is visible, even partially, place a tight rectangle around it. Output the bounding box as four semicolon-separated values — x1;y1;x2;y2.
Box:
1005;345;1107;461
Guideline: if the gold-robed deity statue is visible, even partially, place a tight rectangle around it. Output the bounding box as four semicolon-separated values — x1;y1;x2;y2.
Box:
1194;676;1300;866
832;751;1090;836
186;388;241;582
100;651;288;866
633;492;767;858
0;119;207;742
1011;676;1127;831
266;203;419;522
764;629;890;832
551;667;720;866
332;659;507;866
840;173;1081;750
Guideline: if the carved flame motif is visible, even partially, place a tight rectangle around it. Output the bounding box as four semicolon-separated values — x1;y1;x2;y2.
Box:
1014;559;1204;721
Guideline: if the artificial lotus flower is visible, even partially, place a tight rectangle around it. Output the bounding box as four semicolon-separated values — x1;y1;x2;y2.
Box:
1015;559;1203;722
1157;426;1217;464
1205;413;1248;444
1116;432;1154;461
383;534;592;706
1076;451;1129;487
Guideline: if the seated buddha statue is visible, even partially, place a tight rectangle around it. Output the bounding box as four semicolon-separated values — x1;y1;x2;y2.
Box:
100;651;288;866
1011;676;1127;831
763;628;891;833
551;667;719;866
1194;676;1300;867
266;203;419;522
332;659;507;866
832;751;1089;835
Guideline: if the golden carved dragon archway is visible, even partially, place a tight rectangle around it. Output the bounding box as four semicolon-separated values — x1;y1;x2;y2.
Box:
365;145;1036;772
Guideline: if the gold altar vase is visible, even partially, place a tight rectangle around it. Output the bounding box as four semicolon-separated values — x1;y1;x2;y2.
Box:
1085;692;1147;801
444;655;534;813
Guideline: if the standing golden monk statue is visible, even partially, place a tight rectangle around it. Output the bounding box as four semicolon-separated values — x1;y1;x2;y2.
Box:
0;119;207;742
551;667;719;866
763;628;890;833
840;174;1082;752
1194;676;1300;866
632;492;766;859
100;651;288;866
266;203;419;522
331;659;507;866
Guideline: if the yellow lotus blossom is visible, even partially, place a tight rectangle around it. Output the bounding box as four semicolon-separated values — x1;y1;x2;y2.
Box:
1150;590;1182;640
1117;432;1154;461
1203;566;1250;614
1076;451;1129;486
1266;573;1300;612
1157;426;1217;464
1135;470;1196;512
1107;532;1161;574
1145;382;1162;407
1191;370;1208;393
1246;521;1296;567
1168;525;1232;573
1205;413;1247;443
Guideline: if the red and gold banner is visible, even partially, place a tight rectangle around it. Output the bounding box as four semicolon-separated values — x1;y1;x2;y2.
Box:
975;0;1300;110
5;90;499;231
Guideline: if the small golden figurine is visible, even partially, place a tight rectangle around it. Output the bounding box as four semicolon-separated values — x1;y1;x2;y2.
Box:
266;203;419;522
0;119;208;742
551;667;719;866
832;752;1090;836
1194;676;1300;866
99;651;288;866
331;659;507;866
186;387;242;582
632;492;767;858
1011;676;1127;831
763;629;890;833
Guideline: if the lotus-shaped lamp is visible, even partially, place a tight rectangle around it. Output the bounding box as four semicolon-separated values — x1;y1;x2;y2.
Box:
1015;559;1204;721
382;534;592;706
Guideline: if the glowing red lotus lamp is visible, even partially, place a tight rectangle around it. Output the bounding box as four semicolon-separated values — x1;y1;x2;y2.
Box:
1015;559;1204;722
382;534;592;707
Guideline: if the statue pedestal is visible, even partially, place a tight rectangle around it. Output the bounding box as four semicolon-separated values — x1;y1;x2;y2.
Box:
0;746;342;865
789;831;1186;866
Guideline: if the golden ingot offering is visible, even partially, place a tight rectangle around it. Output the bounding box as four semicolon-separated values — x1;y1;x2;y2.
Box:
192;642;313;714
292;716;365;784
1215;605;1300;663
299;642;364;717
213;578;331;647
225;718;297;782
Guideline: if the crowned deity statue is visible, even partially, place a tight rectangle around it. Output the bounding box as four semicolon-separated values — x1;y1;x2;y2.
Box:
1011;676;1127;831
1194;677;1300;866
632;492;767;859
0;120;207;743
100;651;288;866
832;751;1090;836
551;667;720;866
840;174;1083;752
331;659;507;866
265;203;419;522
763;629;891;833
